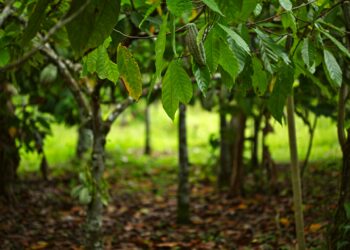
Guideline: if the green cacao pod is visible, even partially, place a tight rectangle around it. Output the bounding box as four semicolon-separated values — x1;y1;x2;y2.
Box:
186;23;206;66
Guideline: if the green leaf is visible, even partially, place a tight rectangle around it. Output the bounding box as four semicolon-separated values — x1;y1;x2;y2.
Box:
66;0;121;56
295;61;331;98
79;187;92;205
323;49;342;87
216;0;257;22
218;24;250;55
139;0;161;28
22;0;50;45
155;14;168;82
192;62;211;96
202;0;224;16
117;44;143;100
320;29;350;60
279;0;292;11
83;38;119;83
256;28;290;73
252;57;268;96
218;41;239;81
40;64;58;84
162;61;193;120
281;11;296;33
204;27;221;73
301;38;316;73
219;66;234;90
268;63;295;123
148;14;168;99
166;0;192;16
0;47;10;67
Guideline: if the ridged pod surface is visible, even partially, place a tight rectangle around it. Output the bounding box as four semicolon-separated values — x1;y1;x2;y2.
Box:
186;23;206;66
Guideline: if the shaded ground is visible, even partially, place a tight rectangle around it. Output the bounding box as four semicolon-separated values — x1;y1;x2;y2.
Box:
0;160;340;250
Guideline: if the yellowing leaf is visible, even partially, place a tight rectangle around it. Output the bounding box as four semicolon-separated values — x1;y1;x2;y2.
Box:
309;223;322;232
279;217;290;226
30;241;49;249
117;44;142;100
237;203;248;210
8;127;17;138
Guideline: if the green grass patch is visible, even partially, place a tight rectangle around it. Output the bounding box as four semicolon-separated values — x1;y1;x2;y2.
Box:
19;101;341;173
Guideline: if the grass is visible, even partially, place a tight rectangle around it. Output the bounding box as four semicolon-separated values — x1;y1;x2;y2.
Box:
19;101;341;173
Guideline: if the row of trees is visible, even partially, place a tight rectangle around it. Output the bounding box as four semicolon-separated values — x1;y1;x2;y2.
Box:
0;0;349;249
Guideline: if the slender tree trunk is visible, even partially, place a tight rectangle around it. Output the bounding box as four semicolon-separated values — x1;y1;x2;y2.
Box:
85;86;106;250
218;111;231;189
76;110;93;158
286;95;306;250
229;111;246;197
251;114;262;168
301;115;317;177
262;114;278;194
329;4;350;248
144;104;151;155
177;104;190;224
329;82;350;248
0;86;20;201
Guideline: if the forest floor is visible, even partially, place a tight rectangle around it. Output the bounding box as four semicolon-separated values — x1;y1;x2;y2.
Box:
0;157;340;250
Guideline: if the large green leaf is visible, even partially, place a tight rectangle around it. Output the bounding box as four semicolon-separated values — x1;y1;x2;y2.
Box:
139;0;161;28
323;49;342;87
166;0;192;16
192;62;211;96
117;44;142;100
22;0;50;45
155;14;168;81
301;38;316;73
218;24;250;55
162;61;193;120
0;48;10;67
218;41;239;81
252;57;268;96
66;0;120;56
202;0;224;16
83;38;119;83
320;29;350;60
216;0;257;22
204;27;221;73
268;63;295;123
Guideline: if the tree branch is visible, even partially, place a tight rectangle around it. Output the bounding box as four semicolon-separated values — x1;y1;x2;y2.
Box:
39;44;91;121
0;0;14;28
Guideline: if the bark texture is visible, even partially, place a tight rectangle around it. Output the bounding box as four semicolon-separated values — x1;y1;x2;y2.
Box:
286;95;306;250
0;84;20;201
144;105;151;155
85;85;106;250
177;104;190;224
329;4;350;248
229;111;246;197
218;112;231;189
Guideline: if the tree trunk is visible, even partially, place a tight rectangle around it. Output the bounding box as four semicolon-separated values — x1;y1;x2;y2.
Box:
177;104;190;224
329;3;350;248
144;104;151;155
329;129;350;249
0;85;20;201
286;95;306;250
76;121;93;158
85;87;106;250
218;111;231;189
251;114;262;168
229;111;246;197
262;114;278;194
